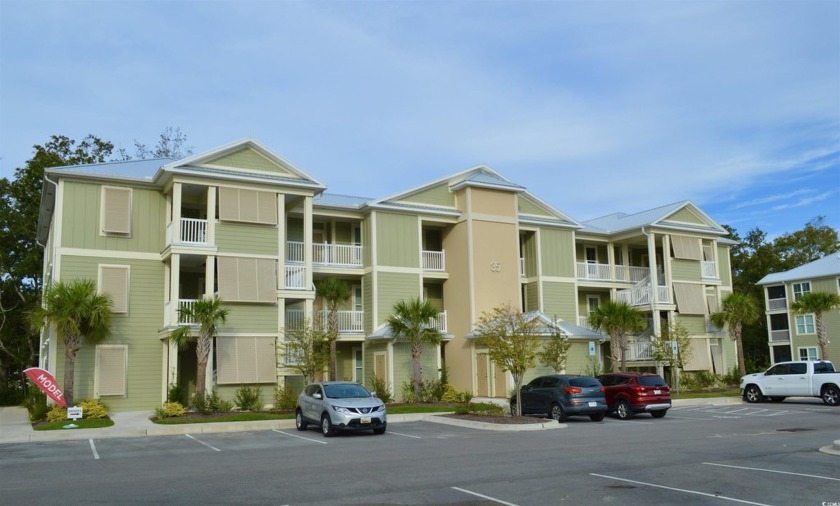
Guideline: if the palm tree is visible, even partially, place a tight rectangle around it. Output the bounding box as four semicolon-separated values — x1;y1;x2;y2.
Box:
170;295;229;401
28;279;113;407
791;291;840;361
588;300;646;373
315;278;351;381
386;298;443;400
711;292;760;377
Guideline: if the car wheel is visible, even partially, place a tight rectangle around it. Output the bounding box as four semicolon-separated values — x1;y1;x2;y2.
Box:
589;412;605;422
321;414;335;437
373;425;386;435
295;410;308;431
615;400;634;420
821;385;840;406
650;410;667;419
743;385;763;403
550;403;566;423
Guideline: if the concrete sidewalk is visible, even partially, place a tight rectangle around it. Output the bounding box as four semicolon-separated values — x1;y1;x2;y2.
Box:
0;396;743;445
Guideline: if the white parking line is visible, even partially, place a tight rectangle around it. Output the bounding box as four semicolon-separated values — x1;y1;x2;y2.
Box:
589;473;771;505
184;433;221;451
451;486;519;506
271;429;328;444
388;431;422;439
703;462;840;482
89;439;100;460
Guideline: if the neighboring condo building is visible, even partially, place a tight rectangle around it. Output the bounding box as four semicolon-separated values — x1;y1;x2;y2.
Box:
757;253;840;365
35;139;738;411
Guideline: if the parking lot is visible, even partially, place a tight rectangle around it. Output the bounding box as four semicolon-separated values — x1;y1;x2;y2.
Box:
1;400;838;505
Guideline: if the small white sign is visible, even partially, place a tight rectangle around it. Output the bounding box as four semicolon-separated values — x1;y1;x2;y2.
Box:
672;341;678;355
589;341;596;355
67;406;83;420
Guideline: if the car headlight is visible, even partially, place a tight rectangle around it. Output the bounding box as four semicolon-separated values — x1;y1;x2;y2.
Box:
375;404;385;412
331;405;351;414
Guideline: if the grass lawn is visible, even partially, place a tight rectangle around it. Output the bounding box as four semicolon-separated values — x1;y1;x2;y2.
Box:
385;403;458;414
34;418;114;431
672;387;741;399
153;412;294;424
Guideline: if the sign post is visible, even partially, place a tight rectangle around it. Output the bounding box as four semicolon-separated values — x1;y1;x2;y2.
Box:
671;341;679;396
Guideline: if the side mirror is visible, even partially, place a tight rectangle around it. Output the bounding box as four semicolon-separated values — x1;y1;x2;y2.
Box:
313;393;322;399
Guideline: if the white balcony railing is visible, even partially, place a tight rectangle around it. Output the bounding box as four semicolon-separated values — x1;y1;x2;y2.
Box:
616;284;671;306
285;309;364;333
577;262;612;281
285;265;306;289
164;299;199;326
577;263;650;283
313;243;363;267
422;250;446;271
578;317;591;330
771;329;790;342
431;311;447;333
520;258;526;277
166;218;208;245
286;241;305;264
625;340;654;361
701;261;717;278
768;298;787;311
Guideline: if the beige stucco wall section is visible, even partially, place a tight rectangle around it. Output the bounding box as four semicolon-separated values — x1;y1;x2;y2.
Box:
443;186;521;394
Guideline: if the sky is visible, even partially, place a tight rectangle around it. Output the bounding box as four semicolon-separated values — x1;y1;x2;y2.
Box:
1;0;838;240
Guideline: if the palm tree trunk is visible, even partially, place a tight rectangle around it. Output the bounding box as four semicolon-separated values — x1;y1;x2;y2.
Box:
609;338;620;373
328;305;338;381
412;344;423;400
734;322;746;377
619;334;627;373
196;335;212;399
63;345;77;408
329;340;337;381
815;312;829;360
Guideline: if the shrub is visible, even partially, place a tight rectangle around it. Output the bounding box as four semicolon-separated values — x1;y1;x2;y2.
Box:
167;384;187;405
234;386;264;412
400;380;417;403
441;384;472;403
370;375;393;404
24;387;49;422
161;401;187;417
78;399;109;419
273;385;298;411
721;366;741;387
46;405;68;423
422;378;445;402
455;402;505;416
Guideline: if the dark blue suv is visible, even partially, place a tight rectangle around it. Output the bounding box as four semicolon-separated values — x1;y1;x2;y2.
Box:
510;375;607;422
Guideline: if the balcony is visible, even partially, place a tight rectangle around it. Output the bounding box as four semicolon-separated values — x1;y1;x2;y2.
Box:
286;309;365;333
625;339;654;361
430;310;447;333
422;250;445;271
164;299;199;327
701;261;717;279
768;298;787;311
616;285;671;306
770;329;790;342
287;241;363;268
166;218;208;245
577;263;650;283
285;265;306;290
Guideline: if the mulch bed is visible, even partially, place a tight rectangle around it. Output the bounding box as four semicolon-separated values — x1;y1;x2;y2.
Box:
442;413;552;424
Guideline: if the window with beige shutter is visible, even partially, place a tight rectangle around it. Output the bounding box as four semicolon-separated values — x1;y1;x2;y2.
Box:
673;282;706;315
216;337;277;384
95;345;127;397
670;235;703;260
99;265;129;314
101;186;132;234
216;257;277;303
217;187;277;225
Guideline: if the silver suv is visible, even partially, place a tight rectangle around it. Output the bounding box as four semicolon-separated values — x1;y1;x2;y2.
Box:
296;381;387;437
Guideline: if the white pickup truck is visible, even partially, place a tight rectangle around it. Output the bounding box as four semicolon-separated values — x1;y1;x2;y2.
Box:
740;360;840;406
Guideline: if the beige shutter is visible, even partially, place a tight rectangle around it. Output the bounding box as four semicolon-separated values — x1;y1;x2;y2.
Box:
236;337;257;383
257;191;278;225
217;257;239;301
706;294;719;314
216;337;238;384
238;189;259;223
255;337;278;383
102;187;132;234
673;282;706;315
218;187;239;221
96;345;127;396
100;265;129;314
237;258;258;301
671;235;702;260
257;259;277;302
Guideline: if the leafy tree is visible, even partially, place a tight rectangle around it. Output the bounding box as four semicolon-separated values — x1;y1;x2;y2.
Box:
537;332;571;374
711;292;760;377
170;296;229;402
588;301;647;373
386;297;443;401
773;217;839;269
651;322;693;389
282;319;329;385
315;278;351;381
473;304;541;416
791;291;840;361
117;127;194;160
27;279;113;407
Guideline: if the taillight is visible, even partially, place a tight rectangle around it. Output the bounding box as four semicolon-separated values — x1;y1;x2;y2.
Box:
564;386;582;394
600;387;605;392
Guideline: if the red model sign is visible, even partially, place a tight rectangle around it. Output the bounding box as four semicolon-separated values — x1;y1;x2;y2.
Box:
24;367;66;407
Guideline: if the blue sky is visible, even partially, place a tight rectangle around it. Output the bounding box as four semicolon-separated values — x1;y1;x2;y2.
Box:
1;1;838;239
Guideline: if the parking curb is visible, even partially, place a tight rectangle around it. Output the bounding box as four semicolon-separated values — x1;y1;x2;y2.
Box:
425;414;563;431
819;439;840;457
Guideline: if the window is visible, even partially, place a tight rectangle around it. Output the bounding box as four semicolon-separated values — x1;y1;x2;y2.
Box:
354;348;363;383
218;187;277;225
799;347;818;361
216;336;277;384
99;265;129;314
795;314;815;335
101;186;132;235
95;345;127;397
217;257;276;303
587;295;600;315
766;285;787;310
792;282;811;301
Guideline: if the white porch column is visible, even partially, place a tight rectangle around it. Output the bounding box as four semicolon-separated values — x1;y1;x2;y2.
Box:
303;196;313;291
206;186;216;245
647;231;658;307
277;194;286;293
607;241;616;281
172;182;182;244
204;256;215;296
170;254;181;326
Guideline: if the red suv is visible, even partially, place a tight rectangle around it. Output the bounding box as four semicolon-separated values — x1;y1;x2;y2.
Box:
597;373;671;420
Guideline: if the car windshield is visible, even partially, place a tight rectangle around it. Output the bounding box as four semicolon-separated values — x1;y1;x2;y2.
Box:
569;377;601;388
323;384;372;399
638;376;667;387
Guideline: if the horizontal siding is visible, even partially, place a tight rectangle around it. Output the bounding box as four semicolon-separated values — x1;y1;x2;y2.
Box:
216;222;279;256
57;255;165;411
376;212;419;268
671;259;701;281
211;147;291;174
61;181;165;253
675;314;707;335
399;183;454;208
540;228;575;277
542;281;576;321
222;305;279;334
392;341;438;402
518;196;552;217
376;272;420;327
214;384;276;406
565;341;598;376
